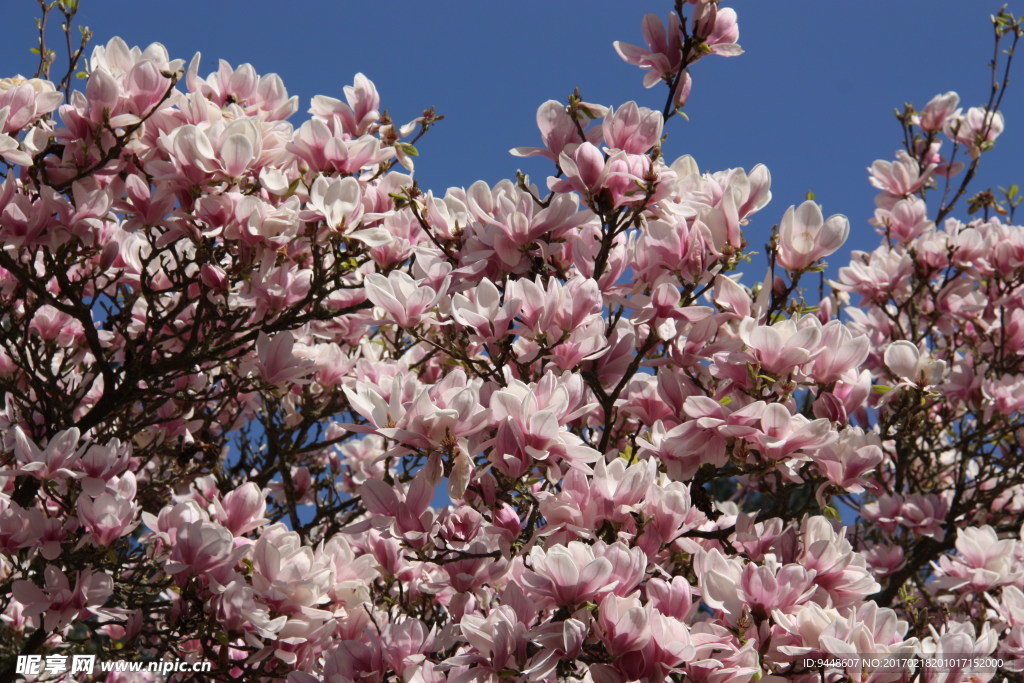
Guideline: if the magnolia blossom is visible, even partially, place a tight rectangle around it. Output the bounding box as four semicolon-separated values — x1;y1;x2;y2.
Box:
521;541;621;606
883;340;946;389
614;13;684;88
945;106;1005;148
868;150;936;197
364;270;446;328
5;427;82;481
918;91;960;131
12;566;115;633
776;200;849;271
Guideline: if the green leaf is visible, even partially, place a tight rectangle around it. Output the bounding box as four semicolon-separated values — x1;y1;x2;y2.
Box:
805;190;816;201
872;385;892;394
397;142;419;157
282;177;301;198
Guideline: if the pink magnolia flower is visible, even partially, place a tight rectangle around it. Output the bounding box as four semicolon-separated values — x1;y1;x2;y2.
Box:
164;519;245;581
597;542;648;597
602;101;664;154
798;516;880;608
0;106;31;165
834;246;915;301
510;99;601;161
29;305;86;346
776;200;849;272
0;76;63;133
813;427;883;495
863;544;906;579
213;579;287;639
250;524;336;614
860;494;904;535
489;377;601;477
883;340;946;389
0;501;53;556
637;479;707;555
918;91;960;131
287;119;393;175
932;525;1023;591
808;321;870;384
591;457;657;525
382;618;435;681
77;485;140;546
450;277;521;343
208;118;264;178
772;601;843;659
692;3;743;57
12;566;114;633
317;639;385;683
155;124;220;185
233;195;301;248
692;180;745;254
186;56;297;120
248;331;316;386
364;271;445;328
738;315;824;377
734;401;836;461
306;175;363;232
527;616;590;679
89;36;182;80
6;426;82;481
550;141;610;198
868;150;936;197
817;602;919;677
521;540;620;607
893;493;949;540
507;274;602;343
982;374;1024;417
309;72;380;136
685;623;759;682
872;195;933;243
140;501;208;549
614;13;684;88
633;215;711;284
450;605;531;676
359;472;438;546
598;593;652;656
646;576;697;621
945;106;1005;148
385;371;489;452
461;179;588;270
603;150;668;208
212;482;269;536
637;404;729;482
697;548;816;623
238;262;312;320
920;622;998;683
75;438;132;497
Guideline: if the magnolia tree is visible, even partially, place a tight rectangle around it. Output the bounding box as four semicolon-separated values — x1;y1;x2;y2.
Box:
2;0;1024;681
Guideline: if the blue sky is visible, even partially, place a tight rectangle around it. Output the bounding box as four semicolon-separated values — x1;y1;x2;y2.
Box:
3;1;1022;264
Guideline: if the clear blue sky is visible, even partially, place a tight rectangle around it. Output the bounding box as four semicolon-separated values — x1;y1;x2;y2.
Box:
3;1;1022;262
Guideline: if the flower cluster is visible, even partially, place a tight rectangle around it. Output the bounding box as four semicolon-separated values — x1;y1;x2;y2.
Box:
2;1;1024;682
